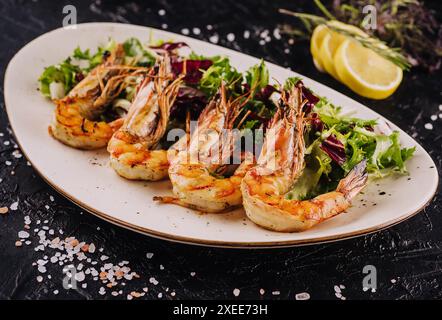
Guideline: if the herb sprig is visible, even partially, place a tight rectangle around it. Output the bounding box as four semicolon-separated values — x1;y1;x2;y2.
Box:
279;7;411;70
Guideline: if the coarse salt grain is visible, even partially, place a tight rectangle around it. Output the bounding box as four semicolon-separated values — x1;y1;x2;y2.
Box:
190;272;196;277
36;276;43;282
272;291;280;296
149;277;159;285
273;28;281;40
10;201;19;211
424;123;433;130
18;231;30;239
158;9;165;16
181;28;190;35
75;271;85;282
259;289;265;295
233;288;240;297
209;34;219;44
260;30;269;38
295;292;310;300
38;265;47;273
146;252;154;259
193;27;201;35
161;23;168;29
226;33;235;42
243;30;250;39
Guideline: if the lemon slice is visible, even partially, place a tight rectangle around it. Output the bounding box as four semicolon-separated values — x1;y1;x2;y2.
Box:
318;21;368;80
310;24;328;72
319;31;345;80
334;39;403;99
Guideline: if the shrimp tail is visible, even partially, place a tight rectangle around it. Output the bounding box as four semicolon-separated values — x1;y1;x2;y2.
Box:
153;196;203;211
336;159;368;200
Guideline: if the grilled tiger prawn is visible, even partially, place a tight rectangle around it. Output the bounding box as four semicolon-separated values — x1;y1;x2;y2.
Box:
107;56;183;181
154;83;255;213
49;44;147;149
241;87;368;232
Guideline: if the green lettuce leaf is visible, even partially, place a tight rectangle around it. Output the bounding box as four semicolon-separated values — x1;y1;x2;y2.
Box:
198;57;242;96
245;59;269;95
122;38;155;67
38;58;80;98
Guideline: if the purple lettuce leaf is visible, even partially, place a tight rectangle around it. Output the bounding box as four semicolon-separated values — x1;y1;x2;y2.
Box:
172;60;213;84
320;134;346;165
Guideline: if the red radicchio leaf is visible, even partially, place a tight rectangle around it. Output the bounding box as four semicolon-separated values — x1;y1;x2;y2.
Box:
294;80;320;114
172;60;213;84
320;135;346;165
170;86;207;120
150;42;189;52
243;83;278;101
257;85;277;101
310;113;324;132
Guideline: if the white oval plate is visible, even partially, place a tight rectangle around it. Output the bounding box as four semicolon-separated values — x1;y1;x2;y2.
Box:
4;23;438;248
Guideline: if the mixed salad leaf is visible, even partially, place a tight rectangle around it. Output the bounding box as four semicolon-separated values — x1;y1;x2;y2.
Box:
286;78;415;200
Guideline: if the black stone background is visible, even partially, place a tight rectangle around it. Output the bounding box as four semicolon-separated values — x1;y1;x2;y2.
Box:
0;0;441;300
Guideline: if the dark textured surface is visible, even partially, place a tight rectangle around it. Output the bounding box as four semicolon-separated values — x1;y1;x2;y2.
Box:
0;0;441;300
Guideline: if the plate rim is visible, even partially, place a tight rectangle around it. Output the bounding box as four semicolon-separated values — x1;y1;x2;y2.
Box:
4;22;439;248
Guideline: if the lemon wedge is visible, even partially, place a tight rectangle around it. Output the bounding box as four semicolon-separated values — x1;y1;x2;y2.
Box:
310;24;328;72
334;39;403;99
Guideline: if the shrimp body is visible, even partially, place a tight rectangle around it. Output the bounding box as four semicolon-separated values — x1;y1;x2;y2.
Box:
155;84;254;213
49;44;143;149
50;99;124;149
107;130;170;181
160;154;255;212
241;87;368;232
108;56;182;181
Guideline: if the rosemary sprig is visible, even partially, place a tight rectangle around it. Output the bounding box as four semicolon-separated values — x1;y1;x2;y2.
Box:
279;8;411;70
